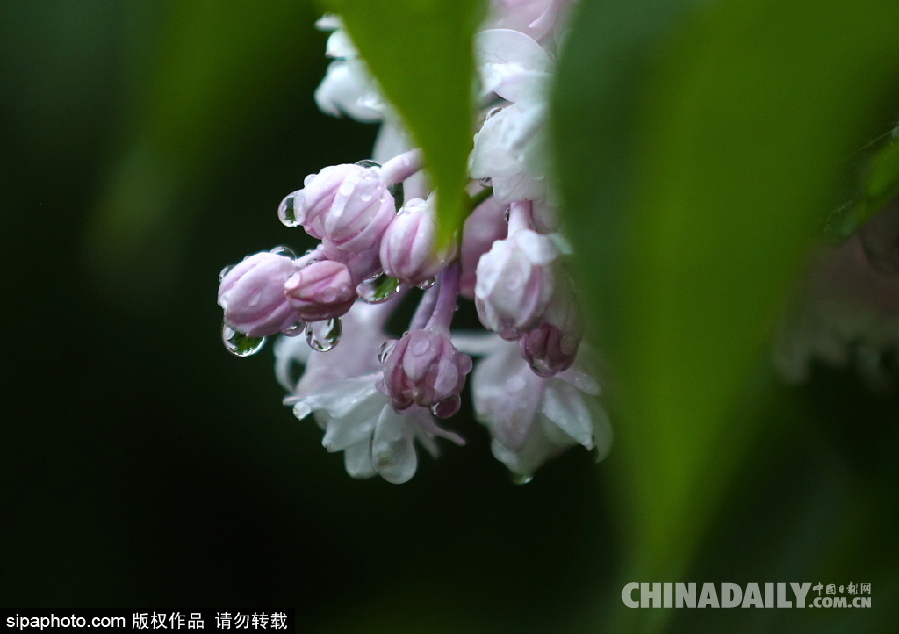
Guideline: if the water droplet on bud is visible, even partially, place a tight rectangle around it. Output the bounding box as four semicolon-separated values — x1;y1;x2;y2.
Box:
477;176;493;187
270;245;297;258
222;324;266;357
305;318;342;352
378;340;396;364
431;395;460;418
417;277;436;290
355;159;381;169
357;272;400;304
218;264;235;282
283;321;305;337
503;206;511;222
510;472;534;486
278;192;302;227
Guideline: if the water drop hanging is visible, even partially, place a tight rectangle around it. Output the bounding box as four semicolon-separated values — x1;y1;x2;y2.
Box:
278;192;302;227
218;264;235;282
417;277;436;290
305;318;342;352
510;472;534;486
357;272;400;304
222;324;266;357
354;159;381;169
378;340;396;364
283;321;305;337
270;245;297;258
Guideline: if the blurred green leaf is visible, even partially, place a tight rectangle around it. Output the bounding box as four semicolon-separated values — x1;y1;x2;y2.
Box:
553;0;899;631
322;0;483;243
855;130;899;227
86;0;315;306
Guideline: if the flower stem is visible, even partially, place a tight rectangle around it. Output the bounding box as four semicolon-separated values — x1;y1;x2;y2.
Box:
427;262;461;330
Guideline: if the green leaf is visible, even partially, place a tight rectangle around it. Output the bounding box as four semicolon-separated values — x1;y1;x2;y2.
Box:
553;0;899;630
856;130;899;226
321;0;483;244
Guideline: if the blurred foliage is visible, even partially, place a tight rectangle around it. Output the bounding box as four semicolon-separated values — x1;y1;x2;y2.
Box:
323;0;484;244
84;0;319;309
1;1;898;633
831;127;899;239
553;0;899;632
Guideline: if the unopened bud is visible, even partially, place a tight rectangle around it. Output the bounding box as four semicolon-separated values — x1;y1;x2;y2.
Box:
382;328;473;417
218;251;299;337
380;196;455;285
475;228;557;339
284;260;357;322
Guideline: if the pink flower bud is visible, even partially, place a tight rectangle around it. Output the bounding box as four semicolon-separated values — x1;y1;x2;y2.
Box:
520;284;583;376
320;167;395;258
218;251;300;337
520;322;579;377
380;197;456;285
284;260;357;322
280;164;364;237
475;228;557;340
382;328;473;417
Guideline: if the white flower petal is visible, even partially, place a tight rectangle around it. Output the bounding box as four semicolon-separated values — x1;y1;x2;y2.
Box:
372;407;418;484
314;60;384;122
477;29;551;103
344;439;376;479
540;380;593;447
325;29;356;59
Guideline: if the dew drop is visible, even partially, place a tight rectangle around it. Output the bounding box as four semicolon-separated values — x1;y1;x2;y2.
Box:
417;277;436;290
292;400;313;420
305;318;342;352
503;206;511;222
527;357;555;378
477;176;493;187
218;264;235;282
378;340;396;364
357;272;400;304
510;472;534;486
431;395;461;418
278;192;302;227
222;324;266;357
270;245;297;258
355;159;381;169
411;338;432;356
283;321;305;337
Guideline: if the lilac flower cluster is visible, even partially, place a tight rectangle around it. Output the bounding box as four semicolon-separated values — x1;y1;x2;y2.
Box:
774;195;899;389
217;0;611;483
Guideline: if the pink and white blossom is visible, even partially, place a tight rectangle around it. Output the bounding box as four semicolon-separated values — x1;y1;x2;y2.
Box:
466;335;611;479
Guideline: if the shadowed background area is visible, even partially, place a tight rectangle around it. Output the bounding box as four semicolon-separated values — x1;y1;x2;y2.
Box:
1;2;898;632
